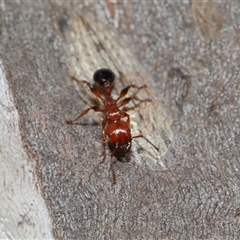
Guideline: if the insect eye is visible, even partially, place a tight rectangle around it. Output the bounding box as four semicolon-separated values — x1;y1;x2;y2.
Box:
93;68;115;86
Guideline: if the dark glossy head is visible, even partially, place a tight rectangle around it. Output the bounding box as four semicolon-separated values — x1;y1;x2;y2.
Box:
93;68;115;86
109;141;132;161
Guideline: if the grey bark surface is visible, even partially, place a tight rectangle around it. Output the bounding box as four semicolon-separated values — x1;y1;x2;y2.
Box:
1;1;240;239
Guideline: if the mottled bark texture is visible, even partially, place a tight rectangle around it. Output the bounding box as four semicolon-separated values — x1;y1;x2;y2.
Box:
1;1;240;239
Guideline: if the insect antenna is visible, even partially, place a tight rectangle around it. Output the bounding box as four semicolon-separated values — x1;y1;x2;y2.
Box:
132;134;159;152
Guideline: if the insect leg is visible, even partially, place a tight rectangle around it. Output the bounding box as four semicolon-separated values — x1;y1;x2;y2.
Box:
116;84;147;101
101;119;107;160
65;106;103;124
71;76;103;100
132;134;159;152
110;149;117;184
118;96;151;108
111;163;117;184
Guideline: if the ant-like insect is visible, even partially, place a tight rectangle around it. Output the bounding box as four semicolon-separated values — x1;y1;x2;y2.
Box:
66;68;158;184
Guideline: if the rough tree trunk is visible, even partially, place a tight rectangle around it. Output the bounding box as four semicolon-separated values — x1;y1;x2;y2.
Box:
1;1;240;239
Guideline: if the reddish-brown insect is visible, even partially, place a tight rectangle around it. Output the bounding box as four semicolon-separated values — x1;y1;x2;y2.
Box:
66;68;158;184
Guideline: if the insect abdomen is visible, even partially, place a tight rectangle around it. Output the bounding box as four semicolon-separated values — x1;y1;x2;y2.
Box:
106;121;131;146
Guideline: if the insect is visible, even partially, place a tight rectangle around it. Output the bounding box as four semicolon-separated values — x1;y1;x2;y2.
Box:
65;68;159;184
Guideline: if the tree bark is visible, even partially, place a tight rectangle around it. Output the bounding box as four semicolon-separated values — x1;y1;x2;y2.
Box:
1;1;240;239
